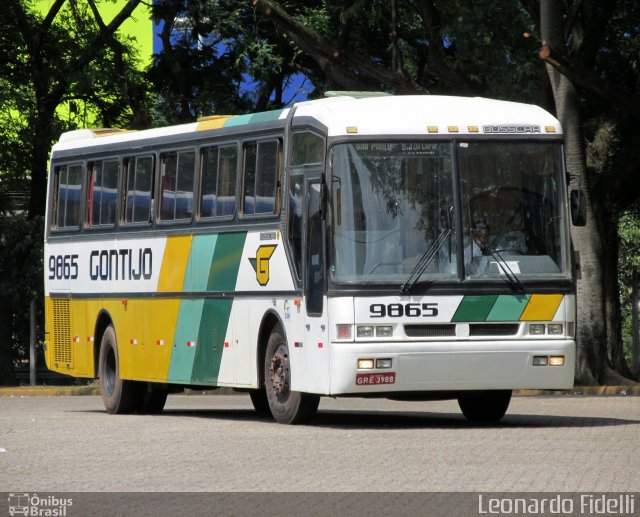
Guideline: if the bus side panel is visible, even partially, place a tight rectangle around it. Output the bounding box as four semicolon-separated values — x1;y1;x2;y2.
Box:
116;298;182;382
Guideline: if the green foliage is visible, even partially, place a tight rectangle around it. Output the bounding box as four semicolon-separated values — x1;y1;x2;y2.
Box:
0;215;44;383
619;207;640;368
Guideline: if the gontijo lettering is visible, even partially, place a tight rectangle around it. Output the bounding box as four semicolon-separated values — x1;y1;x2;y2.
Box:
89;248;152;280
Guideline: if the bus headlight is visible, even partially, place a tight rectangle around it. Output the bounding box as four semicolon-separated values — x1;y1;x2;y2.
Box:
548;324;564;335
357;326;374;338
375;326;393;337
529;324;545;335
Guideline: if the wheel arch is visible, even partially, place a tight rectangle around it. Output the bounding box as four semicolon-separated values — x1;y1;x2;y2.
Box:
255;309;286;387
93;309;114;378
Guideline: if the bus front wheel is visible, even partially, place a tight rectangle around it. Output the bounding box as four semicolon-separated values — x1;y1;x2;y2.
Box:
98;325;142;414
264;327;319;424
457;390;512;423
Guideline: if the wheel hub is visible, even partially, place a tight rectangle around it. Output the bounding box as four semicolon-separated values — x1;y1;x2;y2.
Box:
269;345;289;396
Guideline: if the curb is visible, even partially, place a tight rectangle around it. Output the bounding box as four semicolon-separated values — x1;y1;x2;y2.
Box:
0;385;100;397
515;385;640;396
0;385;639;397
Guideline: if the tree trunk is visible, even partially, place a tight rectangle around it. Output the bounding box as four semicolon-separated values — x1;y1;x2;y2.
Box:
0;296;16;386
541;0;604;384
539;0;636;385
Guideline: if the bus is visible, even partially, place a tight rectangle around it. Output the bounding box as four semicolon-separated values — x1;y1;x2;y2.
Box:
44;93;579;424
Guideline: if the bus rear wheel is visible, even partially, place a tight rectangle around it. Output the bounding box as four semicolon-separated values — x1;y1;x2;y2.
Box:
264;327;319;424
98;325;142;414
457;390;512;423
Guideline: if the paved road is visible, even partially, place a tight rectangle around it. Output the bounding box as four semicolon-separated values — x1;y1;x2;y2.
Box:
0;394;639;492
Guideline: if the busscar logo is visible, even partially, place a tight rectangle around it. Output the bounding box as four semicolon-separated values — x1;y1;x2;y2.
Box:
249;244;277;286
8;493;73;516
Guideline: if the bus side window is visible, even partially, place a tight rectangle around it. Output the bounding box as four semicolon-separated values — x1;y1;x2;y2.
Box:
54;163;83;229
289;132;325;281
88;160;118;227
124;156;154;224
291;132;324;166
200;145;237;218
160;149;195;221
243;140;280;216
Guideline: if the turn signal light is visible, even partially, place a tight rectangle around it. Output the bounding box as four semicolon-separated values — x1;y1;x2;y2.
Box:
336;324;352;340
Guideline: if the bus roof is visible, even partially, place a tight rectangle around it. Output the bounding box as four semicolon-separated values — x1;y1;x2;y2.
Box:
52;95;561;153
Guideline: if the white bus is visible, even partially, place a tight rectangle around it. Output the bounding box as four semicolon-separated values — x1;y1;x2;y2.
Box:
44;94;578;423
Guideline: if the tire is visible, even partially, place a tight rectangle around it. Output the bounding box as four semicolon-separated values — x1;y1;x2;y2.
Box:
248;388;270;417
457;390;512;423
264;327;320;424
98;325;143;414
138;384;168;414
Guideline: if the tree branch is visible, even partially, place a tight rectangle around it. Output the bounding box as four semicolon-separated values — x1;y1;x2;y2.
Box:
539;44;640;121
252;0;422;93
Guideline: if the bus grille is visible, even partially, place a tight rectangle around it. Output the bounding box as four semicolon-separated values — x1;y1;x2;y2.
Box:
52;298;73;367
469;323;520;336
404;324;456;337
404;323;520;337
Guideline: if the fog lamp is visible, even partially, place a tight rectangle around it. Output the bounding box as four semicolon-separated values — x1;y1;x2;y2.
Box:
549;356;565;366
532;356;549;366
376;358;392;369
358;358;375;369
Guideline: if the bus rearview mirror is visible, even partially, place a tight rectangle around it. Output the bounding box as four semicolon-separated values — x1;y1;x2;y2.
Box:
570;190;586;226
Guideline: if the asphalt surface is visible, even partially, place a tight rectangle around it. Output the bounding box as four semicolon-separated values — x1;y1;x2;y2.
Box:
1;393;639;493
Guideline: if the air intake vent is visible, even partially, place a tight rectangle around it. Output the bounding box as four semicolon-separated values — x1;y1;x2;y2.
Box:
52;298;73;367
469;323;520;336
405;324;456;337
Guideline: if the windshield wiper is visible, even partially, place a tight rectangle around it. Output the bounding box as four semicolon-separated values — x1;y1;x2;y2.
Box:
400;227;452;294
486;248;525;292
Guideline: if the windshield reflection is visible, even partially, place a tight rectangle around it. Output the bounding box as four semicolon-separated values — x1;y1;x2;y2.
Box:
329;141;569;286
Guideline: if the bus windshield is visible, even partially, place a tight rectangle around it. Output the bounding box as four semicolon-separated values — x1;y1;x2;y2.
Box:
329;141;569;286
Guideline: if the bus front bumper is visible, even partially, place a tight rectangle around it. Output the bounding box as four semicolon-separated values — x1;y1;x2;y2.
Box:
328;339;575;395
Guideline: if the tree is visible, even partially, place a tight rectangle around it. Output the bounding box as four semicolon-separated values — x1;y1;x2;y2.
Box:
540;0;640;383
3;0;149;219
246;0;639;383
0;0;150;384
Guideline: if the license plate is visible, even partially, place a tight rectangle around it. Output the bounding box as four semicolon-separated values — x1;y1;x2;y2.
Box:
355;372;396;385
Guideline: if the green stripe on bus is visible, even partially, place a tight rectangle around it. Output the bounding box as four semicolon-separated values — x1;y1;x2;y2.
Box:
249;110;284;123
223;114;253;127
486;294;531;321
452;295;498;322
223;110;283;127
183;234;217;292
190;232;247;383
207;232;246;292
168;299;205;382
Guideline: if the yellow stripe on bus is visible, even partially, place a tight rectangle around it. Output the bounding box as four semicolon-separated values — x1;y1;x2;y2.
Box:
520;294;563;321
157;235;192;292
196;115;231;132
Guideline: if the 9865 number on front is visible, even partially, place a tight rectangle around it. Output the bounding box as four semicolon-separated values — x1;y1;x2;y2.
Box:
369;302;438;318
